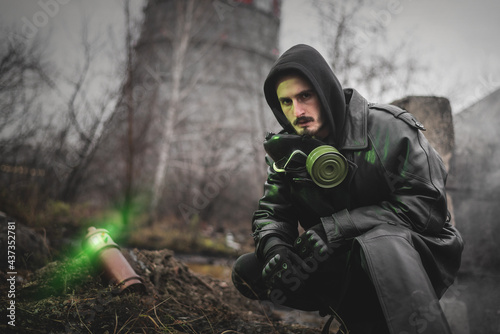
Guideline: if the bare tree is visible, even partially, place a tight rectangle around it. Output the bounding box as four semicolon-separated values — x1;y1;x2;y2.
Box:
0;15;133;207
41;17;128;204
147;0;227;223
0;4;149;228
86;0;281;226
121;0;137;225
0;32;52;155
0;31;54;219
314;0;423;102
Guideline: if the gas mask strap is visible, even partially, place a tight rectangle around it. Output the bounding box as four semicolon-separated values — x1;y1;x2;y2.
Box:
272;150;308;173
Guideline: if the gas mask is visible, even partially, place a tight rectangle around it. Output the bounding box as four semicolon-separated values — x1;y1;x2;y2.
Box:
263;133;348;188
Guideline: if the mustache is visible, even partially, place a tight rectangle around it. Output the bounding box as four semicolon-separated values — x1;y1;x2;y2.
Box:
294;116;314;125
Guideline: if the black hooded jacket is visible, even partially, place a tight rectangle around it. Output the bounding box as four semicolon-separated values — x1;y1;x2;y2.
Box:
263;44;346;146
253;44;463;333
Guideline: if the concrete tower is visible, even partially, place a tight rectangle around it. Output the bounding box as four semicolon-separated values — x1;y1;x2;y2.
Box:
95;0;281;221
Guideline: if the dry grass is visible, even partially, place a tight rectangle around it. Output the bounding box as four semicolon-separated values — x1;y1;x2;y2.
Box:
8;248;322;334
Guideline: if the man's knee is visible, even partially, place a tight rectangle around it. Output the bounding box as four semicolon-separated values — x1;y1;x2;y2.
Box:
232;253;267;300
357;223;412;243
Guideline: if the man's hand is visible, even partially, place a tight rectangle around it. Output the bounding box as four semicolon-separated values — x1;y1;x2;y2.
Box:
294;224;333;262
261;246;308;293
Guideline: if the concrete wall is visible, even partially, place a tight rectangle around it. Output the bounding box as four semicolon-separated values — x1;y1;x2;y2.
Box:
449;88;500;334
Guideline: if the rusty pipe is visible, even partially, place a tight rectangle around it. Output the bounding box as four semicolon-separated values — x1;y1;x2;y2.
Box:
83;227;145;294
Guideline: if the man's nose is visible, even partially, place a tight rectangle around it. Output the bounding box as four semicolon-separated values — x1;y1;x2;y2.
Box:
293;101;305;117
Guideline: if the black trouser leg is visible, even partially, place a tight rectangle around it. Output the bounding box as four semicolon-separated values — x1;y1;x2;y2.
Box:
336;246;389;334
232;253;268;300
232;252;345;313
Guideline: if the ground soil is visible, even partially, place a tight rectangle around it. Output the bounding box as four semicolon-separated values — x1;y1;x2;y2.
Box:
2;248;332;333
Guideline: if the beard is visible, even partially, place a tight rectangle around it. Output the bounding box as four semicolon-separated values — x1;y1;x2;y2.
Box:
293;116;317;136
294;117;329;139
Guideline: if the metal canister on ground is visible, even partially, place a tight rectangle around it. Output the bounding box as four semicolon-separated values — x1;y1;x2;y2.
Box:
83;227;145;294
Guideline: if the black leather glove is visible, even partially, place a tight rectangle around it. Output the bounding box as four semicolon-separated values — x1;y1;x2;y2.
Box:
261;245;308;293
294;224;333;263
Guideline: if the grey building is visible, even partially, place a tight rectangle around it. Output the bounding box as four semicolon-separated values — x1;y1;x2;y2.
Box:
93;0;281;222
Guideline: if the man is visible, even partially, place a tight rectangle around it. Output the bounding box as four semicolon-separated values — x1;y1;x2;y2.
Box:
232;44;463;333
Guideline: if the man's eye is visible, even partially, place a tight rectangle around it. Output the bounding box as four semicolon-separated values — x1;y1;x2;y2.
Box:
281;99;291;106
301;93;311;99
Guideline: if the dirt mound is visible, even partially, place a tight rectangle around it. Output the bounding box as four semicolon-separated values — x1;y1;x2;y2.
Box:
5;248;323;333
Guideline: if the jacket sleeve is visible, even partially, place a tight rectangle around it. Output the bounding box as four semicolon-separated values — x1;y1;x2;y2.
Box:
252;159;299;260
321;112;449;244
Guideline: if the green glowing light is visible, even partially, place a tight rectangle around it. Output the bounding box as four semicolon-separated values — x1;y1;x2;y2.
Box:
364;148;376;165
256;221;273;229
29;202;144;296
87;233;109;252
383;132;390;162
366;129;381;165
400;142;411;178
267;184;279;197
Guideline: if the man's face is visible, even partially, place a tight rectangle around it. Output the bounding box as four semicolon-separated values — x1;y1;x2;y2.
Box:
276;75;329;139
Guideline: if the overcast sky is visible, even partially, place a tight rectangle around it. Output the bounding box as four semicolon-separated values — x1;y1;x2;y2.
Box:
1;0;499;112
281;0;500;112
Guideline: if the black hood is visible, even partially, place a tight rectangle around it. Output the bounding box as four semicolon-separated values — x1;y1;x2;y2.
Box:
264;44;346;146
